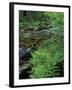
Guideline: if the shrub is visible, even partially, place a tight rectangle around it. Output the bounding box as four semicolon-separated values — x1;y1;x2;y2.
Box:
30;33;64;78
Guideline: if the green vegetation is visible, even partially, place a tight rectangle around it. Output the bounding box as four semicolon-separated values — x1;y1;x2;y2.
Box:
19;11;52;31
30;33;64;78
19;11;64;79
19;11;64;30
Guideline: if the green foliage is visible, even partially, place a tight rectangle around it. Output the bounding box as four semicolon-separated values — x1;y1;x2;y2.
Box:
19;11;52;30
47;12;64;29
19;11;64;31
30;33;64;78
19;11;64;79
